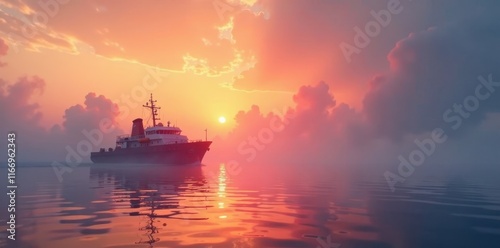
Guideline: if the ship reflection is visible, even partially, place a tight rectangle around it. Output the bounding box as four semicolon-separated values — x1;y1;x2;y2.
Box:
90;164;211;247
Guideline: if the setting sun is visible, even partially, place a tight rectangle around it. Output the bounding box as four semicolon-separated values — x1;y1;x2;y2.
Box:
218;116;226;124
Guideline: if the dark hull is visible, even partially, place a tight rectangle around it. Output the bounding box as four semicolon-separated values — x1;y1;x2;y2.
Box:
90;141;211;165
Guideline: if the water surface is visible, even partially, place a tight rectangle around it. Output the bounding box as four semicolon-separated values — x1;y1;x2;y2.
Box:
1;163;500;248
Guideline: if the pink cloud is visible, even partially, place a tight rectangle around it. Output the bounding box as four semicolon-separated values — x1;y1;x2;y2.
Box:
0;38;8;66
0;76;124;162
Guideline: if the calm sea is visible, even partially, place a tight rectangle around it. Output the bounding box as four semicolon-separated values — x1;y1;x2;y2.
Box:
1;163;500;248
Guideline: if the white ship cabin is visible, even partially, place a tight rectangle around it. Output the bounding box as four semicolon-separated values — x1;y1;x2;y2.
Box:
116;120;188;149
144;122;188;145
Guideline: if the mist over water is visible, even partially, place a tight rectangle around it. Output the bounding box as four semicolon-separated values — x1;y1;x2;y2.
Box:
1;162;499;248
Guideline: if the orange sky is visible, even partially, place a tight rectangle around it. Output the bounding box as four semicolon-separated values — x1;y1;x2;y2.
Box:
1;43;294;138
0;1;287;138
0;0;378;139
2;0;500;167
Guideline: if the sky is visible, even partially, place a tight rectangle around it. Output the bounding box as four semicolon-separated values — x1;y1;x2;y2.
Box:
1;0;499;180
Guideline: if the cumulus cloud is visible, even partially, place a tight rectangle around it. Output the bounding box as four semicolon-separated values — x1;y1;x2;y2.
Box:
0;76;49;162
0;37;128;163
0;76;45;125
363;13;500;139
210;82;391;169
210;4;500;172
62;93;120;137
0;76;124;162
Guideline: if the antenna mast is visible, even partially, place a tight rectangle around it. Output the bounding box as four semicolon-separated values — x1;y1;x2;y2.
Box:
143;94;161;127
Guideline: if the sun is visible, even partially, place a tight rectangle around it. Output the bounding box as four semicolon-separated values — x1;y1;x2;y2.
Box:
218;116;226;124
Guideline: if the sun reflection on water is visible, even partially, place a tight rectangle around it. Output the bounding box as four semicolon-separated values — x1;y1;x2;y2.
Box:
218;163;227;214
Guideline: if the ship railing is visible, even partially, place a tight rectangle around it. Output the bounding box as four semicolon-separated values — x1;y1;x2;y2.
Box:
159;140;204;144
116;134;130;141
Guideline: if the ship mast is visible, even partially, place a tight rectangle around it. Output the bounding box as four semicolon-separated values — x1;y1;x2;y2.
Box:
143;94;161;127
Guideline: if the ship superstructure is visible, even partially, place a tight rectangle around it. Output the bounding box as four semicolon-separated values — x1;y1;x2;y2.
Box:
90;94;211;165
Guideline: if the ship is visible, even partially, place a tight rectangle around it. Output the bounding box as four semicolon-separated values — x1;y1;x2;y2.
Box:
90;94;212;165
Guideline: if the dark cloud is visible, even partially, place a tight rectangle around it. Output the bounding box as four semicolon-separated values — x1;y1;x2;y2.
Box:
363;13;500;139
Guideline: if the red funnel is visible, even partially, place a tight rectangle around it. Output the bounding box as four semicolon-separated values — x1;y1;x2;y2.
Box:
131;118;145;138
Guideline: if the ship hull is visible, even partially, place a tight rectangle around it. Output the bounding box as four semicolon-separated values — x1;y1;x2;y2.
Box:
90;141;211;165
